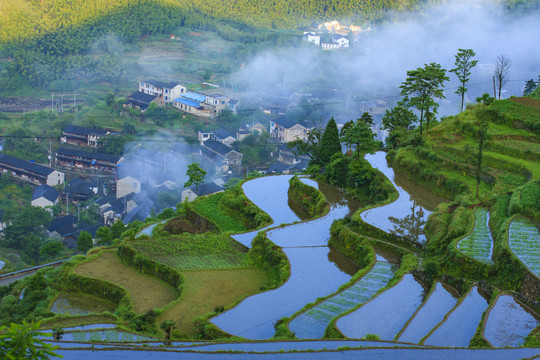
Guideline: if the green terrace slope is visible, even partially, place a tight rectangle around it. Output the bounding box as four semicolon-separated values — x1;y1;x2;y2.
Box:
388;97;540;294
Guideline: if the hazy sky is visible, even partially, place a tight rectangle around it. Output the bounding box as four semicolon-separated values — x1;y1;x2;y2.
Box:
233;1;540;116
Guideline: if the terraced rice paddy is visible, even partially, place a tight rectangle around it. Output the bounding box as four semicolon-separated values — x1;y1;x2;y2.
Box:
424;286;489;347
397;282;459;344
457;209;493;264
289;261;396;339
336;274;426;340
62;329;154;342
508;218;540;278
483;295;540;347
73;251;179;313
50;293;116;315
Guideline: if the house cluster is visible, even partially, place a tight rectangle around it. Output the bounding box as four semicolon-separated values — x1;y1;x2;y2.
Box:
302;20;371;50
124;79;233;118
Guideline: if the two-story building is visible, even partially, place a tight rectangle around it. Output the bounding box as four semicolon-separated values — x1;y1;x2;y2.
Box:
55;148;123;174
173;91;230;118
197;129;236;146
321;35;350;50
200;139;243;172
61;125;111;148
0;153;65;186
269;117;310;143
139;80;186;103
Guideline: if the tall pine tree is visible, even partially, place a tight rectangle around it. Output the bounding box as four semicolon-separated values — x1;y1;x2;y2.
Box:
319;117;342;165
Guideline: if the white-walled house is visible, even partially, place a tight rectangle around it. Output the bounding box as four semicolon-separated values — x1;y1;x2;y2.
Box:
31;184;60;209
269;117;310;143
116;175;141;198
139;80;186;103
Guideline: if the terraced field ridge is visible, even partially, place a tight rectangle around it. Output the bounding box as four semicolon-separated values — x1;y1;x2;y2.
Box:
423;286;489;347
508;218;540;278
336;274;426;340
483;294;540;347
457;208;493;264
289;260;396;339
397;282;459;344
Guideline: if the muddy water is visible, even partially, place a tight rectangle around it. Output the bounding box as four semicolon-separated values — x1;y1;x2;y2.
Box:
483;295;540;347
424;286;489;347
336;274;427;340
397;282;459;344
211;175;360;339
361;152;446;244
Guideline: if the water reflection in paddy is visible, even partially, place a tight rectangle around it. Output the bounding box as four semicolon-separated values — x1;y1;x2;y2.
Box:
397;282;459;344
424;286;489;347
210;246;352;339
361;151;445;244
336;274;426;340
483;295;539;347
212;175;359;339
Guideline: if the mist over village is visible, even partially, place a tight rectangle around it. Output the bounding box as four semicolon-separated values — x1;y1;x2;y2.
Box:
0;0;539;358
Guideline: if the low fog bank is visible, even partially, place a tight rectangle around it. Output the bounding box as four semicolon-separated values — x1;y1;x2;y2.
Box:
233;1;540;118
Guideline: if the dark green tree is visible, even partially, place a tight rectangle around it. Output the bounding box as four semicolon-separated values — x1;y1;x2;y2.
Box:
4;206;51;249
475;93;495;105
382;105;418;132
400;63;449;135
40;241;64;260
359;112;374;125
450;49;478;112
77;231;93;253
184;163;207;196
110;220;125;241
319;117;342;165
343;120;380;160
96;226;112;245
339;120;355;152
523;79;537;96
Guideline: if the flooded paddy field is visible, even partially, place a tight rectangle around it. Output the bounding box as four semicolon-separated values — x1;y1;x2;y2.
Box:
361;152;445;245
483;294;540;347
396;282;459;344
336;274;426;340
290;260;396;339
424;286;489;347
50;293;116;316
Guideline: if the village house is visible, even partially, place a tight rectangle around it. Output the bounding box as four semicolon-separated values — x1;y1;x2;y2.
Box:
61;125;112;148
31;184;60;209
94;193;138;226
124;91;163;112
277;145;310;165
138;80;186;103
173;91;230;118
181;182;223;202
116;173;142;198
0;153;65;186
200;139;243;172
269;117;310;143
321;34;349;50
302;32;321;46
228;99;240;114
64;177;98;202
197;129;236;146
55;148;123;174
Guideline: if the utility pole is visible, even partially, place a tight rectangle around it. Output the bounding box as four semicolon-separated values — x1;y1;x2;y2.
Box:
51;93;54;114
66;192;69;214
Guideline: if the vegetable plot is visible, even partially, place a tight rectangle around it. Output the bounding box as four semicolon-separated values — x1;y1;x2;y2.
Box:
457;208;493;264
508;218;540;278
